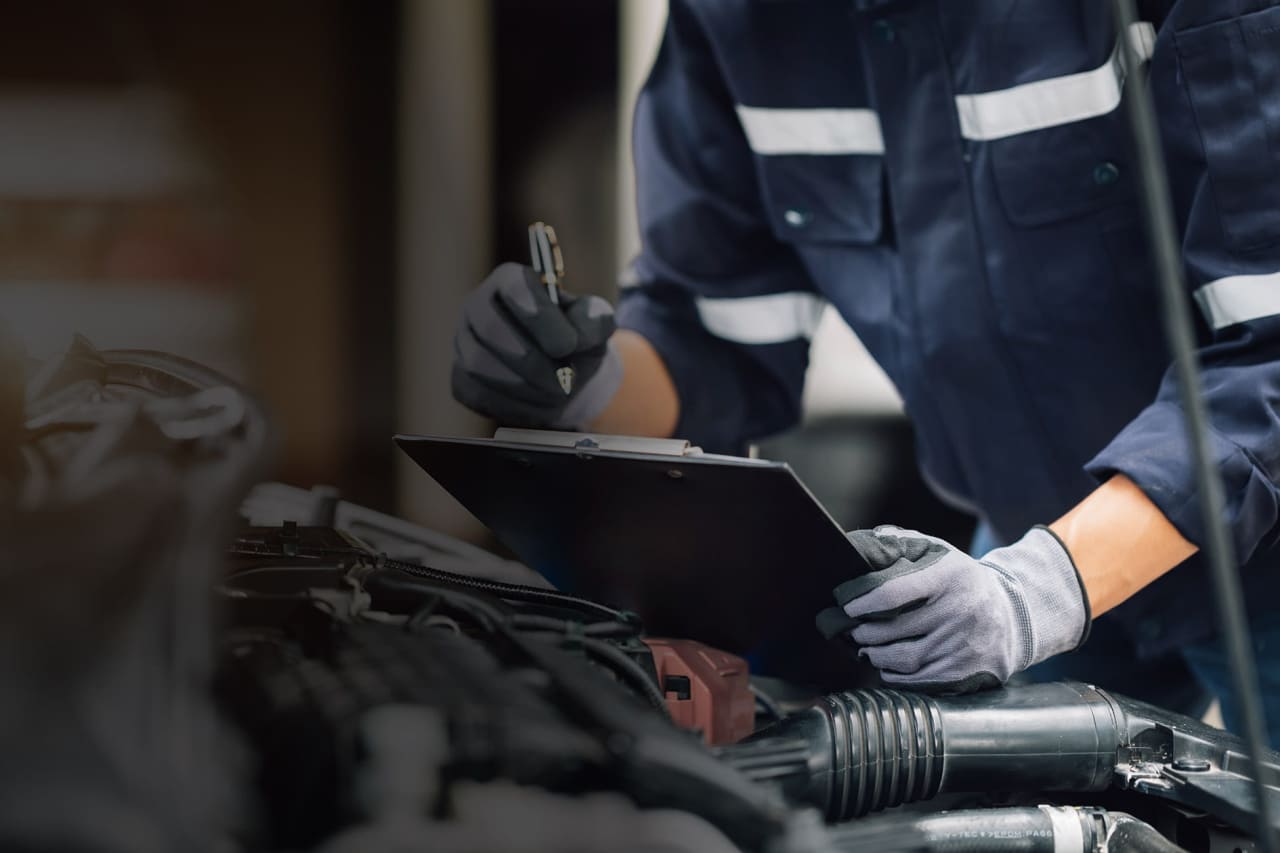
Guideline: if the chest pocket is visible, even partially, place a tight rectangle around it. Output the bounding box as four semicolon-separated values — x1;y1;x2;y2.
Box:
754;154;885;245
1175;6;1280;251
972;16;1143;227
989;108;1137;227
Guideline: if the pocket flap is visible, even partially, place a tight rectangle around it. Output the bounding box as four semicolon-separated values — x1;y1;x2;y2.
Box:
756;155;884;244
990;110;1135;227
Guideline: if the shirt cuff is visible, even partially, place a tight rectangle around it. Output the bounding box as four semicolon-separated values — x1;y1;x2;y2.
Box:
1084;400;1277;563
616;288;748;453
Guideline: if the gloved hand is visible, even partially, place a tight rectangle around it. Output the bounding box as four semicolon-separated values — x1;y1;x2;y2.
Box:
452;263;622;430
819;525;1091;694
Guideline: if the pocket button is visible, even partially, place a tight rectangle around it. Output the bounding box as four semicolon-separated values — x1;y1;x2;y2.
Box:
783;208;813;228
1093;161;1121;187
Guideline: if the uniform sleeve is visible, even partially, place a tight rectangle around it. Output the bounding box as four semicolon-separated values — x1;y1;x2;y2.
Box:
616;0;823;454
1086;1;1280;561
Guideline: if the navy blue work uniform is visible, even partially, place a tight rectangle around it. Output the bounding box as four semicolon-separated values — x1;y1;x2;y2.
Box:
616;0;1280;729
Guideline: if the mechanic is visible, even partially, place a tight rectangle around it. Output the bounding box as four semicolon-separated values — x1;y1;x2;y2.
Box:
452;1;1280;738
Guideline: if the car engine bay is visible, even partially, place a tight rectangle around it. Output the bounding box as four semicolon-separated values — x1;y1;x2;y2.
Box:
4;337;1279;853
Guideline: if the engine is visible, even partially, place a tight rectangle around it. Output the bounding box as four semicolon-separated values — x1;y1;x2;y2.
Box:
3;337;1278;853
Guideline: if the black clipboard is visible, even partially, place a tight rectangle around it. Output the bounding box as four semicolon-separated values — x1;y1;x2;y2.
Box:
395;429;869;678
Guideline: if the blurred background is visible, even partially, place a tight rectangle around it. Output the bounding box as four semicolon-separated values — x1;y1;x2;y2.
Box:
0;0;971;547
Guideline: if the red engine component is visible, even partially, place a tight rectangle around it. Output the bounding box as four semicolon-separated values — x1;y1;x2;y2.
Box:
642;637;755;745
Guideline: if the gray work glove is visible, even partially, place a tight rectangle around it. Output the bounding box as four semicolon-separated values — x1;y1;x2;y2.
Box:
452;263;623;430
819;525;1091;694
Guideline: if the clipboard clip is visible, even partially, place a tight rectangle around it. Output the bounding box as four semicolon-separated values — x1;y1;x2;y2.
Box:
494;428;703;458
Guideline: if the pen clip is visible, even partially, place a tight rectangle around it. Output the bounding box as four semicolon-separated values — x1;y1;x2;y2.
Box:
528;221;565;291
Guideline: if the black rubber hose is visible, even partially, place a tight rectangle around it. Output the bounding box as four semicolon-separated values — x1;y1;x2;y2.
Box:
1111;3;1277;849
383;557;636;625
723;682;1118;821
1107;812;1189;853
368;571;509;632
825;807;1182;853
575;635;670;713
369;570;668;712
509;612;641;638
910;808;1094;853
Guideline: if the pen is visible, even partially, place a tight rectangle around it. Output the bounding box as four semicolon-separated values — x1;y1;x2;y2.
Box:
528;221;576;396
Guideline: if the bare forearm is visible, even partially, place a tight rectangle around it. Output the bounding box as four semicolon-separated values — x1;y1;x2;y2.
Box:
587;330;680;437
1049;474;1198;616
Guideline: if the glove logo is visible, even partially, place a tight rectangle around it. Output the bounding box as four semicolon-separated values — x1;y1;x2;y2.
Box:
557;365;576;396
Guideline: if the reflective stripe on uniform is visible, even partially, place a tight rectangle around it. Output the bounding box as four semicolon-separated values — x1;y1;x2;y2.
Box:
735;106;885;155
955;22;1156;141
1194;272;1280;330
696;292;827;344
